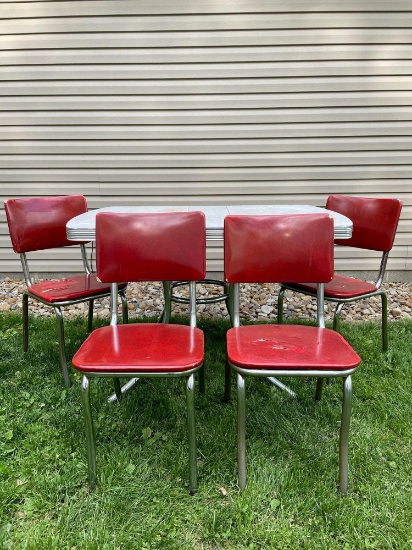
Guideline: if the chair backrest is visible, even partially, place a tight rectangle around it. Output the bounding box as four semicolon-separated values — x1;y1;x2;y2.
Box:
224;214;334;284
96;211;206;282
4;195;88;253
326;195;402;252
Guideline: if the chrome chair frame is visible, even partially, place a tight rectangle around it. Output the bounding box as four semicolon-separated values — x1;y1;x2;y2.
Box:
20;245;128;388
80;280;202;494
278;250;389;350
160;279;230;324
226;281;357;495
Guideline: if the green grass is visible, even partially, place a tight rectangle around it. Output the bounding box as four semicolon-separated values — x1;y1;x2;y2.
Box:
0;312;411;549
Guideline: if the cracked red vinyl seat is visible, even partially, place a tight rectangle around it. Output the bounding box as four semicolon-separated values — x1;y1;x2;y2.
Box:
71;211;206;494
4;195;128;388
278;195;402;351
224;213;361;494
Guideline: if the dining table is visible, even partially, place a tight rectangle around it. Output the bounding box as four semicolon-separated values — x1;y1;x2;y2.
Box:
66;204;353;242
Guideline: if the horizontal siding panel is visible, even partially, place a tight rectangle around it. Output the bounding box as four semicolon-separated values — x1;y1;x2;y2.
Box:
82;195;409;208
3;61;412;81
2;137;412;154
1;183;412;201
0;249;92;263
2;107;412;126
1;122;411;140
393;234;412;246
337;258;408;270
1;180;411;198
99;180;412;195
3;91;412;111
2;77;411;96
2;167;412;183
3;13;412;34
2;45;412;65
333;248;406;260
0;183;100;195
1;195;409;211
0;170;98;182
2;151;412;169
2;1;411;16
98;166;412;182
1;29;412;50
97;183;412;199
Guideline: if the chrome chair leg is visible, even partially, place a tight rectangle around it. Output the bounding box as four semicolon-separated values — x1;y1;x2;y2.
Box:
55;306;71;388
107;377;139;403
186;373;197;494
339;375;352;495
380;291;388;351
120;290;128;324
315;377;324;400
225;283;235;326
87;299;94;333
81;375;97;485
23;292;29;352
277;287;285;324
113;378;122;401
161;281;172;324
237;373;247;490
333;302;344;332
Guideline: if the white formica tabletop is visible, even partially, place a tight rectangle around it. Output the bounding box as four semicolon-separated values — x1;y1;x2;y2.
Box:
67;204;352;241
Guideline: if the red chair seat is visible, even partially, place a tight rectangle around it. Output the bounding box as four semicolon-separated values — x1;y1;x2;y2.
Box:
72;323;204;374
28;275;127;303
284;275;377;300
227;324;361;371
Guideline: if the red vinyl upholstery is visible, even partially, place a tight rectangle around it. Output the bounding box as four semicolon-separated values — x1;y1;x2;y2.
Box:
27;275;120;304
224;213;334;283
5;195;88;252
227;325;360;371
328;194;402;251
278;195;403;350
4;195;127;388
96;211;206;283
224;214;361;494
73;324;204;374
71;211;206;493
283;277;377;300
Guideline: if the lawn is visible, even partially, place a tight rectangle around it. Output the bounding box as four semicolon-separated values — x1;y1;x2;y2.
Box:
0;312;411;549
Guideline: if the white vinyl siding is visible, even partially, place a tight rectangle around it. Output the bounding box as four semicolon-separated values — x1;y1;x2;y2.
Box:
1;0;411;275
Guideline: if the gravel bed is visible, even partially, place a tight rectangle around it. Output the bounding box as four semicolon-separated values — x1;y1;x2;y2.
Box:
1;277;411;324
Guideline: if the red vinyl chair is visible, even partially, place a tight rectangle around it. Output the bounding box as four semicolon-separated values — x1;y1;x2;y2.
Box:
224;214;361;494
4;195;128;388
71;211;206;493
278;195;402;351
